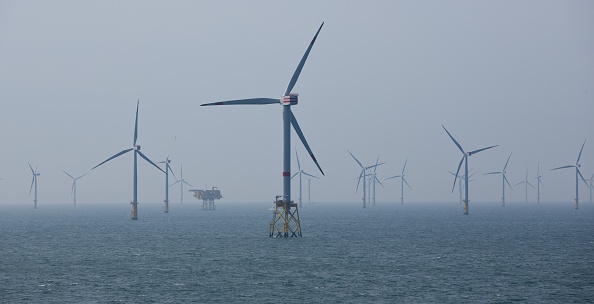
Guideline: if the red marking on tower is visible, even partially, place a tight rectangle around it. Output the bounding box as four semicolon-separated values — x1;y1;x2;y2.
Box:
282;172;290;177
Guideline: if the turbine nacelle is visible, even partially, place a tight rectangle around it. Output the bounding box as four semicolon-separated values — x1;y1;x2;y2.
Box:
134;145;141;151
281;93;298;106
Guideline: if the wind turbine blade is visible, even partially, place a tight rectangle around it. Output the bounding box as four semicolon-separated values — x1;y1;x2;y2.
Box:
183;181;193;187
284;22;324;96
375;176;386;189
515;181;525;186
468;145;498;156
527;181;535;189
28;162;34;174
167;163;178;180
290;112;324;175
302;172;318;179
295;148;301;171
201;98;279;106
483;171;502;175
355;170;363;193
403;178;412;190
504;175;512;189
504;153;512;171
452;156;464;193
170;180;181;187
385;175;400;180
366;162;387;170
348;150;364;169
402;158;408;175
577;139;586;164
539;179;544;187
550;165;575;171
134;100;139;146
92;148;133;170
373;155;380;174
442;125;465;154
76;172;90;180
291;172;299;179
137;151;166;174
62;170;74;180
577;168;589;187
166;135;177;160
29;177;34;195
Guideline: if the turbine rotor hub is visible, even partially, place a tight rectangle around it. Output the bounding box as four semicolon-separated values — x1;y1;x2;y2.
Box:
281;93;298;106
134;145;141;151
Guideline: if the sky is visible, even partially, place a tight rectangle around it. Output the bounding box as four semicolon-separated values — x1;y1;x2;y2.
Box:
0;1;592;207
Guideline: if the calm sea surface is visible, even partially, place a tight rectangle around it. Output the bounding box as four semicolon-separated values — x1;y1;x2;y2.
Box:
0;201;592;303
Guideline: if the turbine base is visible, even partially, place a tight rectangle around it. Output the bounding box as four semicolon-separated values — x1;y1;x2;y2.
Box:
463;200;469;215
269;198;301;237
574;198;579;210
131;201;138;220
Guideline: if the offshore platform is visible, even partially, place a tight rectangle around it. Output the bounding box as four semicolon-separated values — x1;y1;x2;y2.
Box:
189;187;222;210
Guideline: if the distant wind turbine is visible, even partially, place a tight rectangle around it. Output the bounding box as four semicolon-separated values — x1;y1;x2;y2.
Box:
535;162;544;205
515;168;535;203
483;153;512;206
305;176;318;204
62;170;89;206
28;163;40;209
550;139;588;209
91;100;165;220
442;125;498;215
386;159;412;205
370;155;386;206
291;149;318;208
449;170;475;205
170;164;192;205
201;23;325;238
348;150;385;208
159;137;177;213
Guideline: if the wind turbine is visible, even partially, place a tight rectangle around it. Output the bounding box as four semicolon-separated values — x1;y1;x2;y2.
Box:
550;139;588;209
442;125;498;215
291;149;319;208
159;137;177;213
170;164;192;205
515;168;535;203
62;170;89;206
349;150;385;208
483;153;512;206
91;100;165;220
535;162;544;205
386;159;412;205
370;155;386;206
305;175;318;204
28;163;40;209
201;23;325;238
449;171;475;205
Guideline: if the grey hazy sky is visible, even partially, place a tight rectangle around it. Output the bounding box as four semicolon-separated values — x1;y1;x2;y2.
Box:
0;1;592;206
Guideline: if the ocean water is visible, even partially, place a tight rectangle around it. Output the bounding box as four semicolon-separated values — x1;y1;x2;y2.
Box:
0;201;593;303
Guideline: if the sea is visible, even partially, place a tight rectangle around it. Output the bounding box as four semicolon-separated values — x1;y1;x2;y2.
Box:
0;201;592;303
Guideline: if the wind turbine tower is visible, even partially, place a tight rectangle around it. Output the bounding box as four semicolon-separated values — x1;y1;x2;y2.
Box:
483;153;512;206
442;125;498;215
370;156;385;206
92;100;165;220
159;157;176;213
28;163;40;209
62;170;88;206
386;159;411;205
201;23;325;237
550;140;588;209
